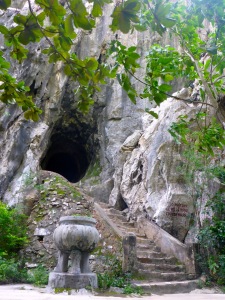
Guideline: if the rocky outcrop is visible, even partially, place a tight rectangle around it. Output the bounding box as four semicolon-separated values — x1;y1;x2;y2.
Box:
0;0;221;254
109;95;204;242
24;171;94;267
0;0;155;206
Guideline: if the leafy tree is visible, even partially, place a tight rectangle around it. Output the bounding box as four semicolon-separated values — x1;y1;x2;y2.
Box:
0;0;225;148
0;201;28;257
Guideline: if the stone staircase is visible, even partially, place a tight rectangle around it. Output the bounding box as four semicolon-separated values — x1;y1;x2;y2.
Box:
96;203;200;294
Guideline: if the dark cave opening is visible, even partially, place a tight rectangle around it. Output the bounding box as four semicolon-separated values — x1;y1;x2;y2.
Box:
116;194;128;211
41;137;89;183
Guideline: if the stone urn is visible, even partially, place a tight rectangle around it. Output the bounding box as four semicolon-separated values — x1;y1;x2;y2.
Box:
48;216;100;289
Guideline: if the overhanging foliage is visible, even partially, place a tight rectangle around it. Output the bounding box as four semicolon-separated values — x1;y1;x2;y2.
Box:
0;0;225;154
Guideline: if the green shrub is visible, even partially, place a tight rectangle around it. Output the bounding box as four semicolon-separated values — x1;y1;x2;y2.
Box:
97;256;142;294
27;265;49;287
198;192;225;285
0;256;27;283
97;256;126;290
0;257;49;286
123;284;144;295
210;166;225;184
0;201;28;257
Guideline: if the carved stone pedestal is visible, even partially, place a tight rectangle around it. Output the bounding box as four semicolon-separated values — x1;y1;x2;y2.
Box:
48;272;98;289
48;216;99;289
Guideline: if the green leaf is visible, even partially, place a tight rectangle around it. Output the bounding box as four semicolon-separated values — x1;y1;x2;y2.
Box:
160;17;176;28
65;15;77;39
164;74;174;82
127;90;136;103
58;35;72;51
145;109;158;119
18;30;37;45
10;44;28;62
206;45;217;55
116;73;137;103
9;25;24;35
159;83;172;92
0;25;9;35
16;15;43;45
86;58;98;70
110;0;141;33
153;92;166;105
133;24;147;31
204;57;211;71
88;0;112;17
36;11;45;24
14;14;27;25
0;0;11;10
36;0;66;25
92;2;102;17
70;0;94;30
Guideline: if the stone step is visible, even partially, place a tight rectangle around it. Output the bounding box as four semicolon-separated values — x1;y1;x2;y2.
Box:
107;208;124;216
132;279;200;294
136;261;185;272
98;202;110;209
137;250;167;259
137;256;178;265
113;218;137;227
117;224;137;231
136;244;161;252
136;237;155;245
120;221;135;227
107;213;128;223
136;242;161;251
99;204;190;285
137;271;188;282
117;226;145;236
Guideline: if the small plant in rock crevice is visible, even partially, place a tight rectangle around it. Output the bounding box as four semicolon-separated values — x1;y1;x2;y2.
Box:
26;265;49;287
80;160;101;186
97;255;143;295
72;213;92;217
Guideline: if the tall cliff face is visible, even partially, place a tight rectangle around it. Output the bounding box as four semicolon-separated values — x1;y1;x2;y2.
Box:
0;0;216;244
0;1;154;201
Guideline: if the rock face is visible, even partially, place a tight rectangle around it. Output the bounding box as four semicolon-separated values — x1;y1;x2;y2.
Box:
0;0;218;253
111;97;198;241
24;171;95;267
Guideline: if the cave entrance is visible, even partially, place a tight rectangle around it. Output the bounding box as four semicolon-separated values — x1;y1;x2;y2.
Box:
41;137;89;183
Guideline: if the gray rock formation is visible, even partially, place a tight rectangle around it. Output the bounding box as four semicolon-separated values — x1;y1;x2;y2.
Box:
0;0;221;251
111;96;198;241
0;1;155;206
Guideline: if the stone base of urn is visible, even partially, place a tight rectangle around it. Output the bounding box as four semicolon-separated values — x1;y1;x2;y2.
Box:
48;272;98;289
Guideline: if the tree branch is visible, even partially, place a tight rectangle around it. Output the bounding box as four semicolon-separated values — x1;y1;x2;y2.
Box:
126;69;214;108
27;0;84;70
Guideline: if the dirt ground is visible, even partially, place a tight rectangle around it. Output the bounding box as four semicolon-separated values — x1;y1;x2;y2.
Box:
0;284;225;300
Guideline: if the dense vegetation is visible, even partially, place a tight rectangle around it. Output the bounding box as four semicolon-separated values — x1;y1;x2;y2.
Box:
0;201;48;285
0;201;28;257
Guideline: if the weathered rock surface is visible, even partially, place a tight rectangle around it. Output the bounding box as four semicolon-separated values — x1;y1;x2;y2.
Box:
110;96;203;241
0;0;155;205
0;0;222;254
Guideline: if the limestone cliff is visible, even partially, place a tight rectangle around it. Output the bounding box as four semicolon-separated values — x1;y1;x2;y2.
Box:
0;0;221;253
